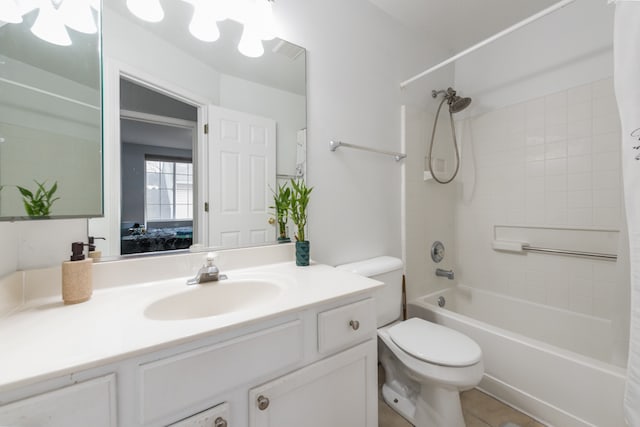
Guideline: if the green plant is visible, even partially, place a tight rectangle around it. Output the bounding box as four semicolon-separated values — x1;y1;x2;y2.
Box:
288;178;313;241
16;180;59;217
271;183;291;239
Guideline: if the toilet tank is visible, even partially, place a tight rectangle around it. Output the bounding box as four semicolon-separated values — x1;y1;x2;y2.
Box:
336;256;404;328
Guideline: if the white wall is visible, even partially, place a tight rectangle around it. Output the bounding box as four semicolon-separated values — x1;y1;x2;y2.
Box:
0;0;447;276
275;0;448;266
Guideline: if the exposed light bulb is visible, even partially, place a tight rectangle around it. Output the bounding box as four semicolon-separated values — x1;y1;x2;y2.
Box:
221;0;242;22
254;0;276;41
211;0;233;22
59;0;97;34
0;0;23;23
189;2;220;42
31;0;72;46
238;25;263;58
126;0;164;23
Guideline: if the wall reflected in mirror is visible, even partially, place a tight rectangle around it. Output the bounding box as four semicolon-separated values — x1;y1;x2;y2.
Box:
0;2;102;220
89;1;306;257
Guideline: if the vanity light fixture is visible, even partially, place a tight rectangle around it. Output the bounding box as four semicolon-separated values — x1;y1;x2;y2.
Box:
188;1;222;42
31;0;72;46
238;25;264;58
236;0;275;57
59;0;97;34
124;0;278;58
126;0;165;23
0;0;23;23
5;0;98;46
253;0;276;41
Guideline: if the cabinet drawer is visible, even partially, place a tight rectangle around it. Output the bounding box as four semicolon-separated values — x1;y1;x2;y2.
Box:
169;402;229;427
0;374;117;427
139;320;303;424
318;298;375;354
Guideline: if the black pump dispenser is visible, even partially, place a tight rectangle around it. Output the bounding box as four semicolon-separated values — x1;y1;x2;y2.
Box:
87;236;105;252
70;242;86;261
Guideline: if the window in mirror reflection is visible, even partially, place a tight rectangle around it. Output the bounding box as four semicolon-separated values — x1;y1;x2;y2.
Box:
145;158;193;221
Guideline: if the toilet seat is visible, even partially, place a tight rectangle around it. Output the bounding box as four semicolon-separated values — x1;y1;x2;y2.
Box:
388;318;482;367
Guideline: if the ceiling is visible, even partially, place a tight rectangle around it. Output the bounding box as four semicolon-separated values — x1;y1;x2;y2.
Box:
106;1;306;96
121;119;194;151
367;0;562;52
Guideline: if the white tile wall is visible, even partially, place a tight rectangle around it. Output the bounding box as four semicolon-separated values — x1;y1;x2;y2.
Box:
455;78;627;321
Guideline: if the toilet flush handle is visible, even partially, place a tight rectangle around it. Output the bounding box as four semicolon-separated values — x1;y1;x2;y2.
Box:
349;320;360;331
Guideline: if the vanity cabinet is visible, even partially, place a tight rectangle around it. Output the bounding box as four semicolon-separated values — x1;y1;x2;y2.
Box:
0;296;377;427
0;374;117;427
249;298;378;427
138;320;303;425
168;402;229;427
248;340;377;427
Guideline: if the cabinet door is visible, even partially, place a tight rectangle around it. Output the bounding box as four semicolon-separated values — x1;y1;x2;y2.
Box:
248;340;377;427
0;374;116;427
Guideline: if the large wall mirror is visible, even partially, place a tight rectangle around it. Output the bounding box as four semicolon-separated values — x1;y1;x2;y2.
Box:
89;1;306;257
0;2;102;220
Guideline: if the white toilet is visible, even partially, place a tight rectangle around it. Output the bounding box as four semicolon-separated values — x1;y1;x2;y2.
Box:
337;256;484;427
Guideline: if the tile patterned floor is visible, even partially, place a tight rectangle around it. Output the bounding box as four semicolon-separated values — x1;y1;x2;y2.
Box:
378;366;546;427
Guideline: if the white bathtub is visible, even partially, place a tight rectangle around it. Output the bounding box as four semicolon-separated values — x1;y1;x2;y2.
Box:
408;285;627;427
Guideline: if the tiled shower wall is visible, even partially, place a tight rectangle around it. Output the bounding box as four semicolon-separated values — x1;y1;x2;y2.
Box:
454;77;629;361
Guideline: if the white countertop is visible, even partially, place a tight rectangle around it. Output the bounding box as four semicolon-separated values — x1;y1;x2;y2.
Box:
0;261;382;393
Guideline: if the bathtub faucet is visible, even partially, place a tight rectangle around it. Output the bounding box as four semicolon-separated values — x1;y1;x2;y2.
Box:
435;268;454;280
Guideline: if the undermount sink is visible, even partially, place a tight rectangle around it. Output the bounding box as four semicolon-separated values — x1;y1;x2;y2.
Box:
144;279;284;321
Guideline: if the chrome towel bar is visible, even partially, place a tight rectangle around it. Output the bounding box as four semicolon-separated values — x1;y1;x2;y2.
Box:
492;240;617;261
522;245;617;261
329;140;406;161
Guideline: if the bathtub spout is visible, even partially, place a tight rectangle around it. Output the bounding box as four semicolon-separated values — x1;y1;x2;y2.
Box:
435;268;454;280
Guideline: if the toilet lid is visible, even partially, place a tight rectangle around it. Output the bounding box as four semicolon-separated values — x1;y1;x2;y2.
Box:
388;318;482;367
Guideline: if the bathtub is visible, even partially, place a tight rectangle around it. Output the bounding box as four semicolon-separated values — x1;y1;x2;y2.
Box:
408;285;627;427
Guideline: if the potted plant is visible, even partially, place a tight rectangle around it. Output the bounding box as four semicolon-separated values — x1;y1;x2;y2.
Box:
16;180;59;217
271;182;291;243
288;178;313;266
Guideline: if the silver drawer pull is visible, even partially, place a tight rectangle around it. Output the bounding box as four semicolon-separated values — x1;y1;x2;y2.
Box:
214;417;228;427
349;320;360;331
257;395;270;410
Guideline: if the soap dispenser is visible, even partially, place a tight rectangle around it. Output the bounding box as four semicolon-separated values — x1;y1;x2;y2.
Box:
61;242;93;304
87;236;105;260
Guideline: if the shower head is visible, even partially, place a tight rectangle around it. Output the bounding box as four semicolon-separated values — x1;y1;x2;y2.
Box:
431;87;472;113
449;95;472;113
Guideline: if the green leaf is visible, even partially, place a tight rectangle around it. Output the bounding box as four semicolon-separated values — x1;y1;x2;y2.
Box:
16;180;59;217
17;186;33;199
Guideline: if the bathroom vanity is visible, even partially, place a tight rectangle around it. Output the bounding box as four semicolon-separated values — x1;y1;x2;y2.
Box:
0;245;382;426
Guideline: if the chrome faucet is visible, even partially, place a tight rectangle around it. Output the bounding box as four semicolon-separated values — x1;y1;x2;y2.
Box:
435;268;454;280
187;253;225;285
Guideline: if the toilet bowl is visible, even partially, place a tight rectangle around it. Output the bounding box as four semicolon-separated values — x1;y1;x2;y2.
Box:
337;257;484;427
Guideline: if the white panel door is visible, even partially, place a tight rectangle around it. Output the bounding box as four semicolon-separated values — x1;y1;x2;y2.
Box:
208;105;276;247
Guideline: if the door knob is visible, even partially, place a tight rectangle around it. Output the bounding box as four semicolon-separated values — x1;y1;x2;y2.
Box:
257;395;270;410
268;217;275;225
214;417;227;427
